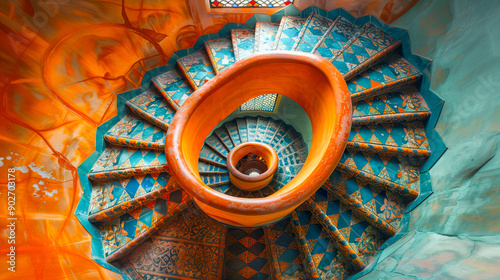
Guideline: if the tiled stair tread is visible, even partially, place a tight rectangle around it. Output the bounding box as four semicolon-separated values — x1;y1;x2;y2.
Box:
304;198;365;270
236;118;249;142
266;218;309;279
313;16;361;61
224;227;271;279
214;126;235;151
293;205;349;278
205;37;235;74
328;170;404;229
118;206;227;280
199;145;227;166
332;23;401;79
311;188;379;256
177;47;216;90
278;138;307;157
246;117;258;142
254;21;280;52
274;16;307;51
232;29;255;61
100;189;191;260
152;68;193;111
104;114;166;150
201;174;230;186
205;135;229;157
199;161;228;173
89;172;177;221
225;122;242;146
254;117;271;143
126;88;175;131
89;146;167;181
349;121;430;151
348;53;422;102
353;85;430;118
293;13;333;53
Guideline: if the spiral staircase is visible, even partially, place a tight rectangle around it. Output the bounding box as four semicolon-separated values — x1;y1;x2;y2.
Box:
78;7;438;280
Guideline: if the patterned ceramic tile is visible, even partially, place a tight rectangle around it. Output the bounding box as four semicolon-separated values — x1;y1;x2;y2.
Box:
349;121;430;151
232;29;255;61
104;114;166;150
215;126;235;151
236;118;249;142
121;207;226;280
254;21;280;52
202;174;230;187
266;218;308;279
313;16;360;61
199;145;227;166
240;94;279;112
205;37;236;74
210;0;293;8
274;16;307;51
177;47;217;90
89;172;176;218
294;13;333;52
332;23;400;78
348;53;422;101
126;89;176;130
263;119;283;144
199;161;228;173
255;117;270;143
89;145;168;181
152;68;193;110
225;227;270;279
246;117;258;142
225;121;242;146
205;135;230;157
99;189;191;258
294;205;348;279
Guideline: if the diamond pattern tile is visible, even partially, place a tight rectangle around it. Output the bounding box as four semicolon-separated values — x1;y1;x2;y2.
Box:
105;114;166;150
177;48;217;89
152;68;193;110
294;13;333;52
205;37;236;74
274;16;307;51
314;16;360;61
126;89;176;130
254;21;280;52
225;228;270;279
232;29;255;61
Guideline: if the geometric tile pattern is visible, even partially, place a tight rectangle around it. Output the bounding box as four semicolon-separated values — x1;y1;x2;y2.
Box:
332;23;400;78
126;88;176;130
254;21;280;52
152;68;193;110
313;16;360;61
211;0;293;8
177;48;217;90
294;13;333;52
274;16;307;51
240;93;279;112
99;189;190;258
121;207;227;280
225;227;270;280
105;114;166;150
266;218;308;279
232;29;255;61
205;37;235;74
89;145;168;181
348;53;422;101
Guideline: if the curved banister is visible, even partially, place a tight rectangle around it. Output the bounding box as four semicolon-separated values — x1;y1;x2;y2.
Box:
166;51;352;227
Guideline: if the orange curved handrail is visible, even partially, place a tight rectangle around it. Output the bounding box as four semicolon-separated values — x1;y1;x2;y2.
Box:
166;51;352;227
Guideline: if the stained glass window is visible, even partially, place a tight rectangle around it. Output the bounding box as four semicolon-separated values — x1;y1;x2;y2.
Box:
211;0;293;8
240;94;279;112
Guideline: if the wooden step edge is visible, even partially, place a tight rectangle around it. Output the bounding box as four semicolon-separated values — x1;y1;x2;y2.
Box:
103;135;165;151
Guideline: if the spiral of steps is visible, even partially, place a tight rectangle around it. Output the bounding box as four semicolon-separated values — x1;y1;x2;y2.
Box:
83;8;433;280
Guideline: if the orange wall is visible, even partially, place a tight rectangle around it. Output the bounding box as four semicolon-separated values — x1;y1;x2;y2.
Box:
0;1;416;279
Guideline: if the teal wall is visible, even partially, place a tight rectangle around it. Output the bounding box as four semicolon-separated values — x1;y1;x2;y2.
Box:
354;0;500;278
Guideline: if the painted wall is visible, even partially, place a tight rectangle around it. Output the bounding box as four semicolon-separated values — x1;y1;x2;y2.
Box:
354;0;500;278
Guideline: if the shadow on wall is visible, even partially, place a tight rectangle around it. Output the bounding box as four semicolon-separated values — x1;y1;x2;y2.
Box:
353;0;500;278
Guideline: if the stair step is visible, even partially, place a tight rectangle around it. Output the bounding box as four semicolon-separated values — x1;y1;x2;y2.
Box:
337;150;420;200
205;37;235;74
263;119;284;144
201;173;230;187
265;218;309;279
273;126;302;152
332;23;401;80
198;161;228;172
313;16;361;61
255;117;271;143
205;134;229;158
327;170;404;231
254;21;280;52
348;121;430;157
88;145;168;181
177;47;216;90
199;145;227;167
236;118;249;142
104;114;166;150
274;16;307;51
224;121;242;146
126;88;175;131
88;171;178;222
151;68;193;111
291;208;345;279
348;54;422;102
224;227;271;279
304;198;365;270
102;189;192;263
117;206;227;279
352;85;430;125
293;13;334;53
231;29;255;61
214;126;235;151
